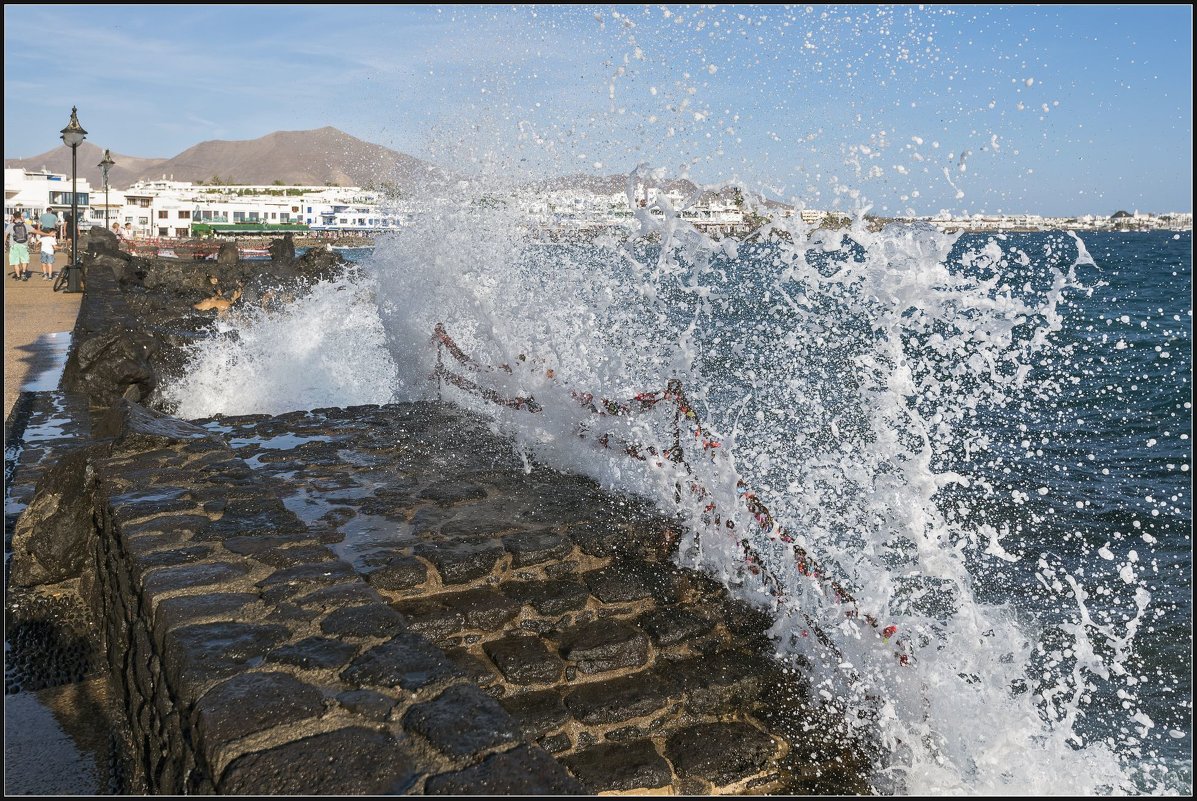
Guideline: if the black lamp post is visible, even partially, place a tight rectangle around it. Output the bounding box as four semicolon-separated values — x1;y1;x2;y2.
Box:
99;148;114;231
60;106;87;293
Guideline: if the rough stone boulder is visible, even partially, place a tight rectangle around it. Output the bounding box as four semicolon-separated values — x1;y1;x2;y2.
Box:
60;323;159;406
83;225;122;257
9;446;103;587
269;232;295;266
93;398;227;454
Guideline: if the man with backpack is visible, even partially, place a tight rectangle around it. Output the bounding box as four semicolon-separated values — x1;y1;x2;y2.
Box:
5;211;33;281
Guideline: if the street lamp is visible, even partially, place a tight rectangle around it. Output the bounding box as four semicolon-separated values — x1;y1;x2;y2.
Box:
98;148;115;231
60;106;87;293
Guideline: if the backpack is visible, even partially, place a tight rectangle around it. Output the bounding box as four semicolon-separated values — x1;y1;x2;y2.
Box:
12;222;28;244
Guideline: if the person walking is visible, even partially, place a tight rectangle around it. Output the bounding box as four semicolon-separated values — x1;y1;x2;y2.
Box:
37;224;57;280
4;212;33;280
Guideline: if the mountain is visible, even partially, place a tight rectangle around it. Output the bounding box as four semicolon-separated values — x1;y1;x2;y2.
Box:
5;127;448;191
4;141;167;190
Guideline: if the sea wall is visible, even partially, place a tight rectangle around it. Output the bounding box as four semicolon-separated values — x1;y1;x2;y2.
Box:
4;237;868;794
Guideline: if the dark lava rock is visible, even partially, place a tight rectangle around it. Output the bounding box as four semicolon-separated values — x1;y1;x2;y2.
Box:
151;592;259;649
269;232;295;265
424;745;584;795
564;672;670;725
162;621;290;704
501;579;590;616
96;400;225;454
392;599;464;640
562;740;672;793
366;556;428;591
267;637;360;670
664;722;778;786
9;446;101;586
141;561;249;596
499;689;571;738
637;606;715;646
402;684;519;758
439;588;520;630
195;671;324;744
659;650;771;712
502;530;573;567
319;604;406;639
483;635;564;685
584;560;680;604
415;540;504;585
219;726;417;794
557;620;649;674
335;689;396;721
418;480;488;506
340;632;462;691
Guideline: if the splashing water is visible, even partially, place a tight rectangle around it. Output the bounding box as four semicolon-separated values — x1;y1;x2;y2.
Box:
163;178;1189;794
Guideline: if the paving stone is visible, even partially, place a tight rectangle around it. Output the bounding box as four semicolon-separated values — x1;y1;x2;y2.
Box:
664;722;778;786
366;556;428;591
562;740;672;793
335;689;396;721
502;579;590;616
565;672;670;725
558;619;649;674
131;545;214;572
257;560;357;590
442;647;498;687
195;671;324;744
222;533;310;556
659;650;771;712
424;744;583;795
418;480;488;506
415;540;505;585
402;684;519;758
500;689;571;738
564;521;624;557
584;561;680;604
340;632;463;691
439;588;520;630
251;543;337;568
162;622;290;704
142;561;249;596
502;530;573;567
291;583;381;610
484;635;564;685
220;726;417;795
320;603;406;639
267;636;359;670
392;599;464;640
152;592;258;648
638;606;716;646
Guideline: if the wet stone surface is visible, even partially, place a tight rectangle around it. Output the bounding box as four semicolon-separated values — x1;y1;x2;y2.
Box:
8;387;867;794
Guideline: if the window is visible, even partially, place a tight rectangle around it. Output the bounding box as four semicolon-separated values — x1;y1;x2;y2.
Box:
138;199;151;208
178;210;190;220
158;227;169;237
176;228;189;238
138;217;149;226
248;212;259;221
158;210;169;219
233;212;245;222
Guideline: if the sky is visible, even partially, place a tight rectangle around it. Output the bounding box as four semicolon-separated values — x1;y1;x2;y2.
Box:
3;4;1192;217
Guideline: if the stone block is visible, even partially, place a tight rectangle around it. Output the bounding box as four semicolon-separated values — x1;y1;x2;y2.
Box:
664;722;778;786
402;684;519;758
483;635;564;685
557;620;649;675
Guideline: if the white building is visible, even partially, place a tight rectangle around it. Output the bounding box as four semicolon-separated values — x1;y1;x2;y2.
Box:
4;167;95;228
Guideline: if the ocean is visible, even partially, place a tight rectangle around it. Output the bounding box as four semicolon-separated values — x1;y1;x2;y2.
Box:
162;217;1192;794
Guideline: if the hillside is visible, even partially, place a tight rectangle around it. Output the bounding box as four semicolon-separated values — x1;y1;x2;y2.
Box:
5;127;447;191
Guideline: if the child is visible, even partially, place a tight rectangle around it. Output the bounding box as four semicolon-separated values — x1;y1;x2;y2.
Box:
38;225;57;280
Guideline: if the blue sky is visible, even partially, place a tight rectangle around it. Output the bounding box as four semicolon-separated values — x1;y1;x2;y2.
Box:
4;4;1192;216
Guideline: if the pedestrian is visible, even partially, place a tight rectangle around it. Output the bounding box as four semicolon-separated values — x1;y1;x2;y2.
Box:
38;224;58;280
40;208;58;238
4;211;33;280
